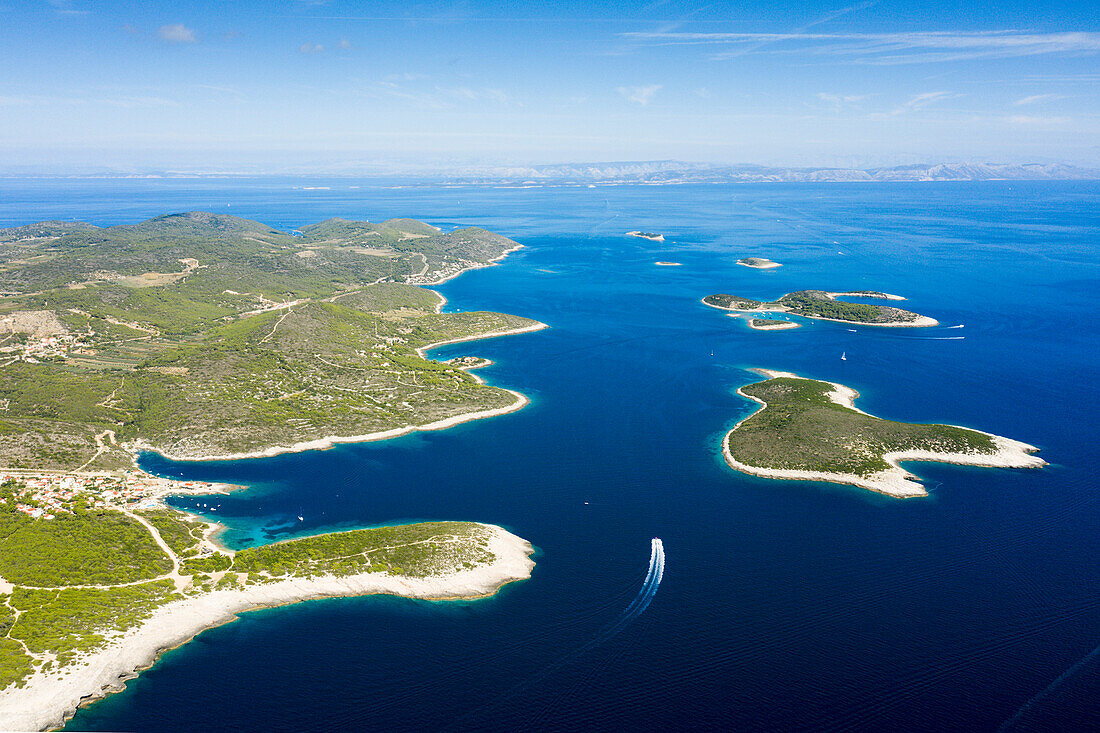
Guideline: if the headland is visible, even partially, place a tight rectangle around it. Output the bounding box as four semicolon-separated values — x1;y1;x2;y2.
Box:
0;514;533;732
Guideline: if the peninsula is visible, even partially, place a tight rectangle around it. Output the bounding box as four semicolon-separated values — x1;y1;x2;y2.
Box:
703;289;937;327
723;370;1045;497
0;212;543;727
0;480;534;731
737;257;781;269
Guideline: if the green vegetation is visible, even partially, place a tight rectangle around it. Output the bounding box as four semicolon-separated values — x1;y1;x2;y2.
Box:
0;637;33;690
738;257;780;267
9;581;177;662
704;289;926;324
234;521;494;578
728;376;997;476
179;554;233;575
0;212;539;466
0;485;501;690
703;294;762;310
750;318;799;329
0;211;535;692
0;489;171;587
137;509;206;557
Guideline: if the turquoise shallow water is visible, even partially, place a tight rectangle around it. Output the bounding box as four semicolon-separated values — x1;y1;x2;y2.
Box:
1;179;1098;731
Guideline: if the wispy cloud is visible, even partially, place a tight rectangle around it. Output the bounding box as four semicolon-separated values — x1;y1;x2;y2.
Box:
618;84;662;105
816;92;868;111
299;42;324;53
103;96;180;108
338;38;351;49
1013;93;1063;106
719;1;877;59
46;0;89;16
361;80;511;110
439;86;509;104
0;94;178;108
620;30;1100;64
892;91;956;114
385;72;429;82
1008;115;1072;125
158;24;196;43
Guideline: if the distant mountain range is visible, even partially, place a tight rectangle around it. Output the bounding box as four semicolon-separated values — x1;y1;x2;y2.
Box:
445;160;1099;184
3;160;1097;182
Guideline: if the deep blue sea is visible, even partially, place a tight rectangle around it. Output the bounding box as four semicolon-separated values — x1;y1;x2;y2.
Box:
1;178;1098;731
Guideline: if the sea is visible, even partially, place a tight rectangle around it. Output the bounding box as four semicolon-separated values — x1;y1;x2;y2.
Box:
1;178;1097;731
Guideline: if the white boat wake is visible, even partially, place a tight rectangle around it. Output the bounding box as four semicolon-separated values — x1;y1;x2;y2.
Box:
601;538;665;639
998;640;1100;731
450;538;666;727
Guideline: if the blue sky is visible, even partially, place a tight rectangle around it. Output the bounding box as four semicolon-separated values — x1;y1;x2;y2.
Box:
2;0;1098;171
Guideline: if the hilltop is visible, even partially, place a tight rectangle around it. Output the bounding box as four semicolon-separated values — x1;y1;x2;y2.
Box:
0;212;542;466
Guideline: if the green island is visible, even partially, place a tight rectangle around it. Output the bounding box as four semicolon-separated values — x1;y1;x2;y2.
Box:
626;231;665;242
737;257;781;269
0;212;540;730
748;318;800;331
703;289;937;326
723;370;1045;498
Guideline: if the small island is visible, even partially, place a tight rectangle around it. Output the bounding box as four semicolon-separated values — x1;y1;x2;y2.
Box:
627;231;665;242
738;257;781;269
723;370;1045;497
748;318;801;330
654;261;682;267
446;355;493;370
703;289;937;327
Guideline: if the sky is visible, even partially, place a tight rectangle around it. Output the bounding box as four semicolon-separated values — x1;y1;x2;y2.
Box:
1;0;1098;172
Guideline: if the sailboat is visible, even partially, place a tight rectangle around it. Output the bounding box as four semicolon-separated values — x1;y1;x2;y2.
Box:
841;352;847;361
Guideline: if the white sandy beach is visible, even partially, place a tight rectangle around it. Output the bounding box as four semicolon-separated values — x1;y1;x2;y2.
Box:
722;369;1045;498
0;524;534;732
738;259;782;269
746;319;800;331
